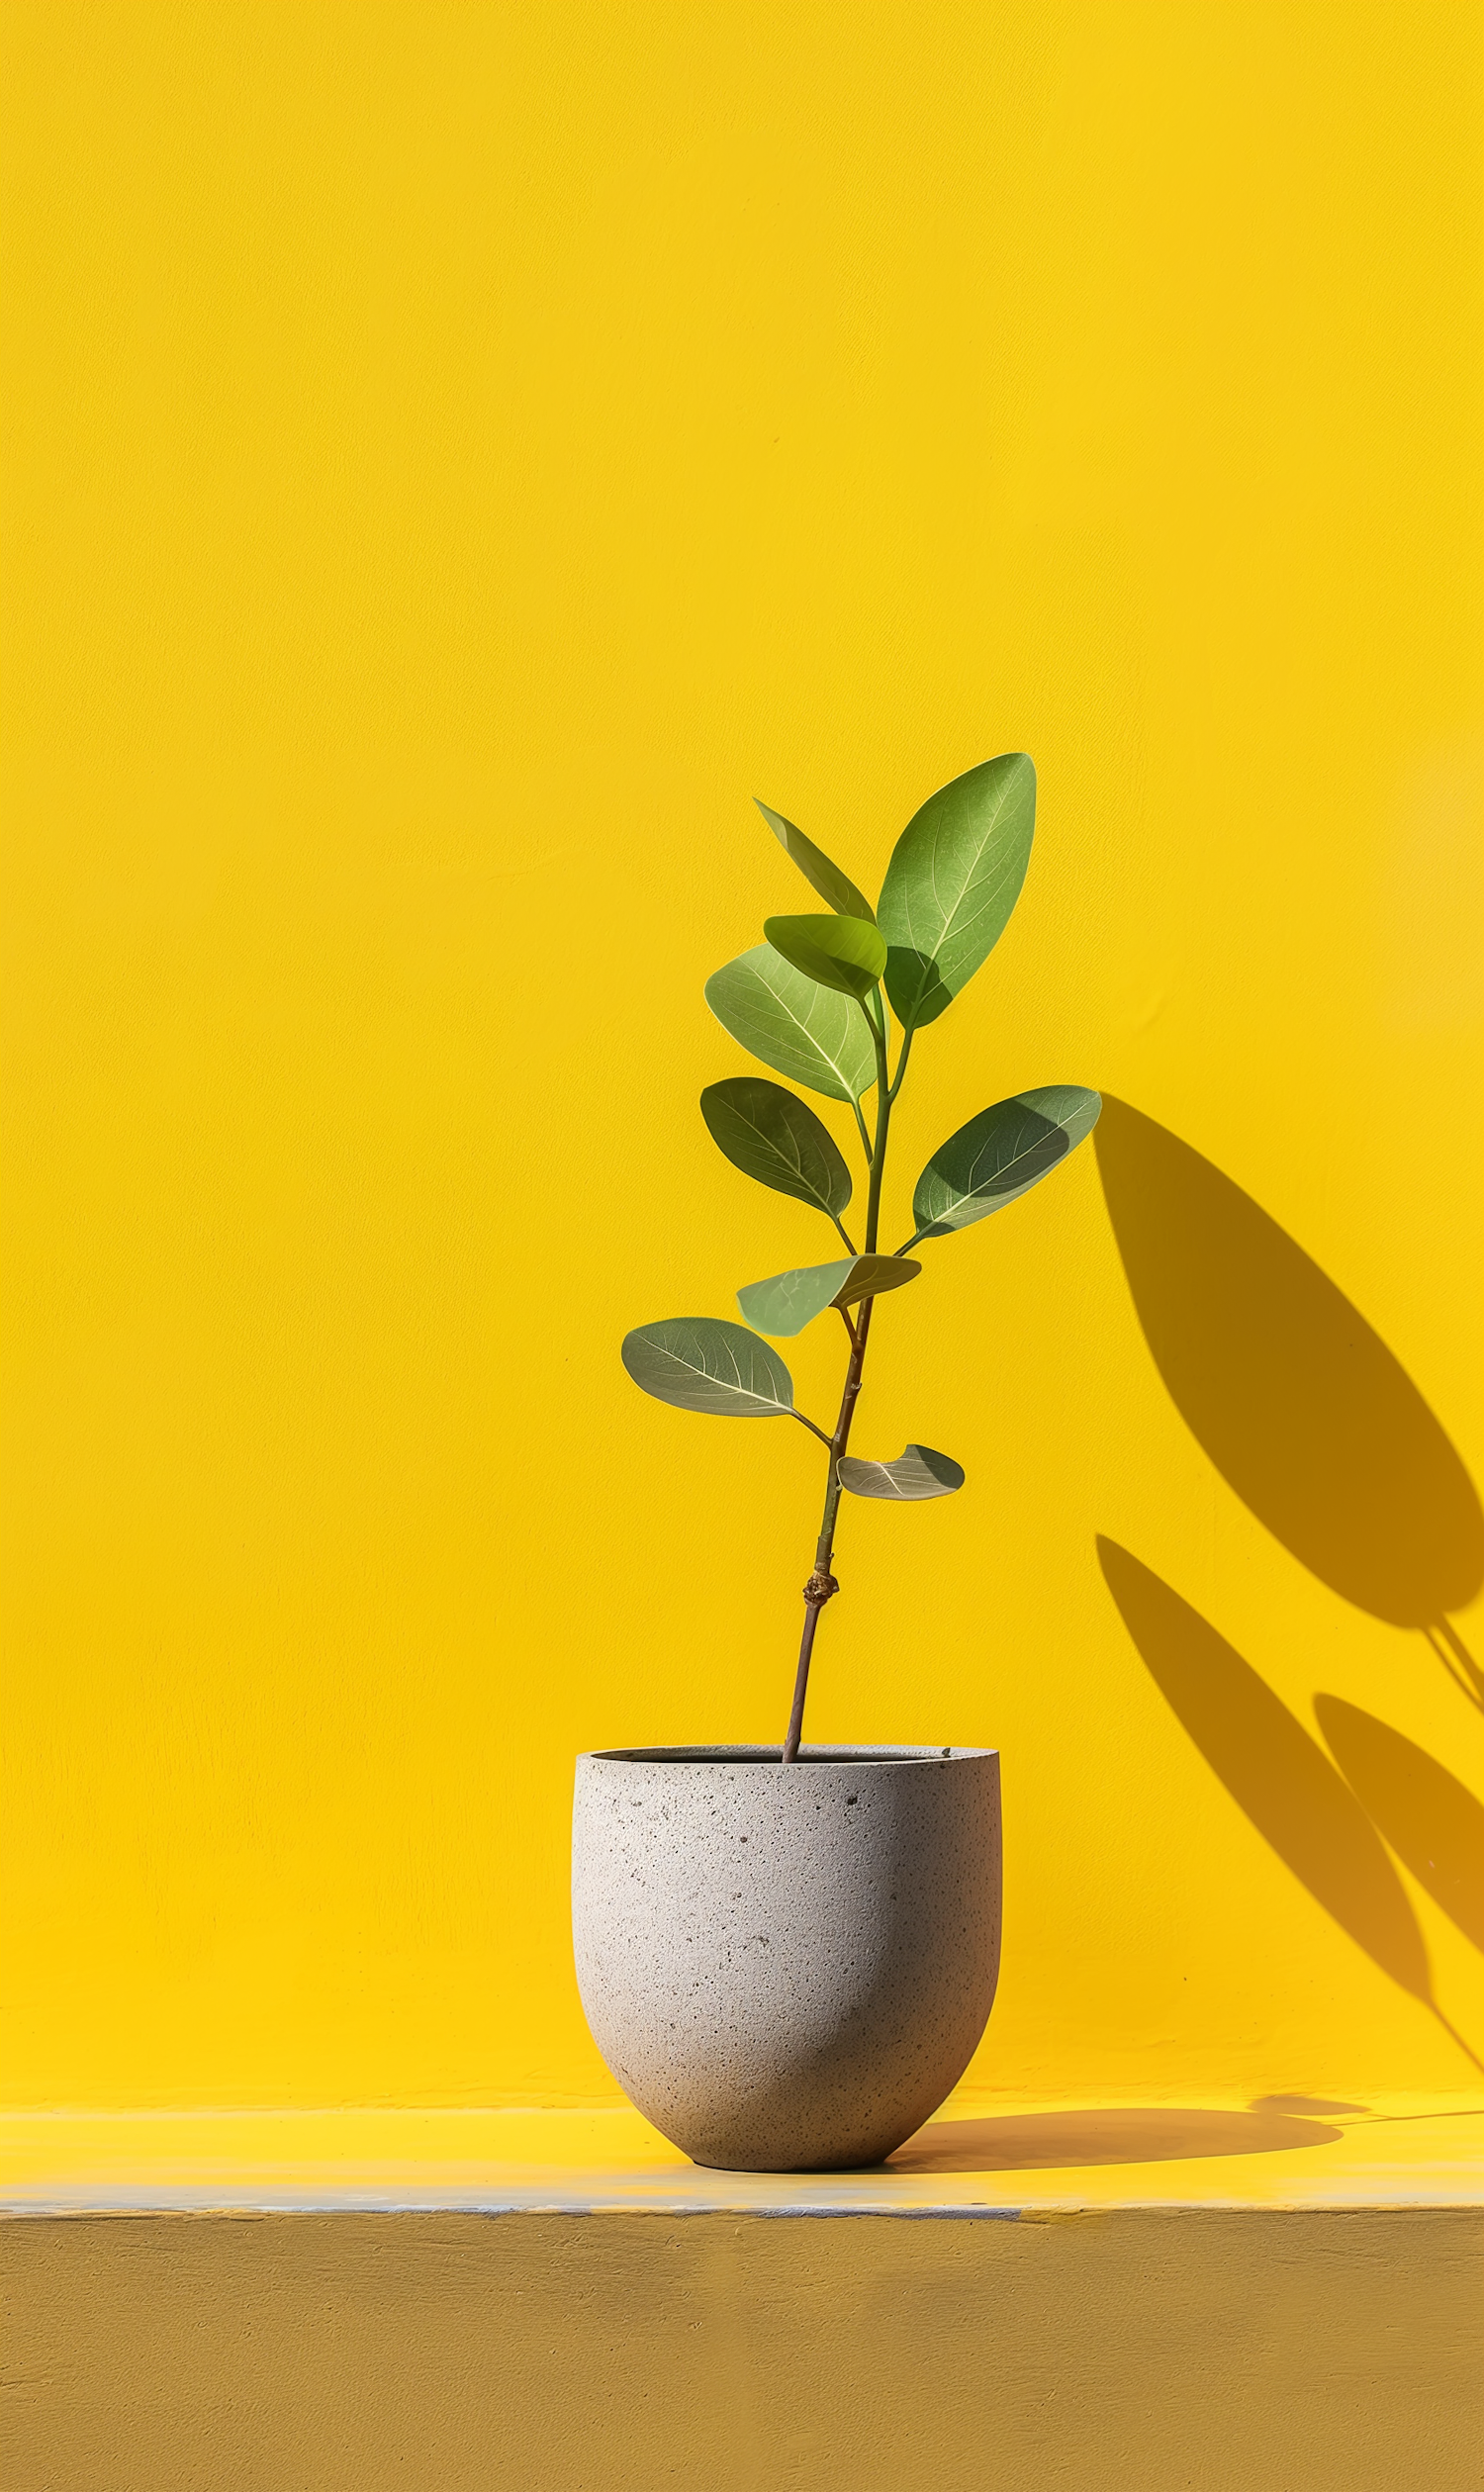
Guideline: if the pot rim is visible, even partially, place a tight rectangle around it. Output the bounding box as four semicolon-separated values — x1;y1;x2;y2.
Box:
579;1743;996;1766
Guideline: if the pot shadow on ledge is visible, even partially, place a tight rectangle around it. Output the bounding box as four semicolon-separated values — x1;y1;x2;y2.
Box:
1250;2093;1369;2116
1097;1539;1483;2074
1093;1097;1484;1705
887;2104;1343;2174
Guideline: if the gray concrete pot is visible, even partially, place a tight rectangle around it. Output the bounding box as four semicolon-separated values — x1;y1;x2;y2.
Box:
571;1744;1002;2171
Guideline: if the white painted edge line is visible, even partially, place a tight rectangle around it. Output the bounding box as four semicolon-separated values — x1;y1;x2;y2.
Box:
6;2177;1481;2217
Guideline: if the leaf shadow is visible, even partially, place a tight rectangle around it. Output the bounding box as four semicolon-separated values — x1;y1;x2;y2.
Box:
1316;1696;1484;1951
1093;1098;1484;1696
883;946;951;1026
1096;1538;1480;2073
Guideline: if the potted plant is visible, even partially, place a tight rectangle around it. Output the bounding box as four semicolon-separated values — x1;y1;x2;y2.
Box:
573;754;1099;2170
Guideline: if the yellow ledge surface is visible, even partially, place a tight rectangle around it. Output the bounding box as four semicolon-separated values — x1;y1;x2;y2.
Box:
6;2091;1480;2216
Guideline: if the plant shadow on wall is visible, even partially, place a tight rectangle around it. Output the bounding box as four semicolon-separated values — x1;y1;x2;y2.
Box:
1095;1098;1484;1693
1093;1099;1484;2071
1096;1544;1481;2069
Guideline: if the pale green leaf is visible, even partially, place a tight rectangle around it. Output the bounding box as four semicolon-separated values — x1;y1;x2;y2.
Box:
838;1444;965;1500
737;1258;857;1338
878;753;1036;1031
764;913;886;1001
736;1253;920;1338
705;945;877;1102
621;1318;794;1416
756;798;875;922
906;1086;1101;1246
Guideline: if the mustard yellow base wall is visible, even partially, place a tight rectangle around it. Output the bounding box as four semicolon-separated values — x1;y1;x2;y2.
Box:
4;2208;1480;2492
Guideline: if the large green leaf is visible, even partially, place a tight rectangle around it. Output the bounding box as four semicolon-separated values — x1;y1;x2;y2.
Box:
705;945;877;1102
699;1078;852;1221
756;799;875;922
878;753;1036;1031
621;1318;794;1416
737;1252;920;1338
839;1444;965;1500
905;1086;1101;1246
764;913;886;1001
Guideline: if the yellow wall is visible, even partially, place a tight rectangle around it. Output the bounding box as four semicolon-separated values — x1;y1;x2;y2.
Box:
2;0;1480;2111
8;2210;1481;2492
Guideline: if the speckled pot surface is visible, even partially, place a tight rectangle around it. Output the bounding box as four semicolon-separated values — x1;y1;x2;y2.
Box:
571;1745;1002;2171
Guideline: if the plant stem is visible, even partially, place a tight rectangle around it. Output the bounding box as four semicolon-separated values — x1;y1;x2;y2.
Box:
886;1020;914;1103
862;1013;891;1256
781;998;896;1762
790;1411;835;1448
781;1296;875;1760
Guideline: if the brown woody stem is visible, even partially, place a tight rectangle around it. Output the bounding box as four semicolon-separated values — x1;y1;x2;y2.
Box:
781;996;895;1761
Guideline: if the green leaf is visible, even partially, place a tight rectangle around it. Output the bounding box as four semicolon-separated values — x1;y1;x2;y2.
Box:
699;1078;853;1222
764;913;887;1001
878;753;1036;1032
621;1318;794;1416
838;1444;965;1500
737;1258;856;1337
831;1252;919;1310
756;799;875;922
906;1086;1102;1246
705;945;877;1102
737;1253;920;1338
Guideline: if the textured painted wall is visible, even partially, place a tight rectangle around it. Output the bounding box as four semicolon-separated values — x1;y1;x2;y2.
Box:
4;2211;1481;2492
2;1;1481;2110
